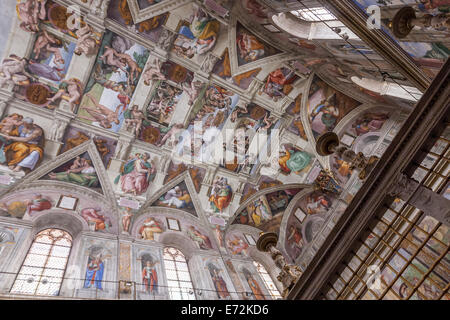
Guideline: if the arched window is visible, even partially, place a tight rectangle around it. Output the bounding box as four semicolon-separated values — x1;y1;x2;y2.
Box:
10;228;72;296
163;247;196;300
253;261;282;299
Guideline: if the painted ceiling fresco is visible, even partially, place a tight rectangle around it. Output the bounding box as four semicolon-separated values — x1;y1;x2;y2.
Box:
0;0;435;268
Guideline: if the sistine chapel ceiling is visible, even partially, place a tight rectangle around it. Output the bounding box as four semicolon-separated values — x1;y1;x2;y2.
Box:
0;0;448;277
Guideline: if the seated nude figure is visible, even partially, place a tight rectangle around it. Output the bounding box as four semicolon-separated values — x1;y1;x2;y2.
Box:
17;0;47;33
0;55;35;87
0;114;24;135
100;46;128;74
124;105;145;136
46;78;82;112
74;24;100;56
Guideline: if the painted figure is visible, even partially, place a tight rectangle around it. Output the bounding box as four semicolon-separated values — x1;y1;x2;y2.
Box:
214;225;225;248
243;269;265;300
139;217;163;240
266;191;290;212
146;82;182;124
100;46;128;73
48;157;99;188
84;252;104;290
187;225;213;249
81;207;111;231
173;7;220;58
305;193;332;215
124;105;145;136
46;78;83;111
209;177;232;213
157;123;184;147
208;263;231;299
74;24;100;56
26;194;52;217
159;186;192;209
142;58;166;85
115;153;155;196
278;145;311;175
17;0;47;33
352;112;389;136
78;94;121;129
248;198;271;227
237;31;265;63
0;114;24;137
121;207;132;233
310;94;340;137
227;235;249;255
0;117;44;173
0;55;34;87
182;80;204;106
32;30;63;62
262;68;297;100
142;257;158;293
244;0;268;19
287;224;304;258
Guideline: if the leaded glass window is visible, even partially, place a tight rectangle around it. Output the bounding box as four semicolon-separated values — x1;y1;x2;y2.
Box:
10;229;72;296
163;247;196;300
253;261;282;299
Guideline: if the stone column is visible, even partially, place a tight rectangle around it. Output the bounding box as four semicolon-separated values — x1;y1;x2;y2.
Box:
388;173;450;226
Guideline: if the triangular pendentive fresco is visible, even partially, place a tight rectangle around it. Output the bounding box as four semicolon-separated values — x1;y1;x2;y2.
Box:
233;188;302;233
235;21;281;67
212;48;261;90
164;161;206;194
240;176;282;204
60;126;118;169
308;75;362;139
39;151;103;194
285;93;308;141
151;181;197;217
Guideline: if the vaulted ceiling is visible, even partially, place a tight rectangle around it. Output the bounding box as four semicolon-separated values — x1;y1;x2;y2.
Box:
0;0;447;269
